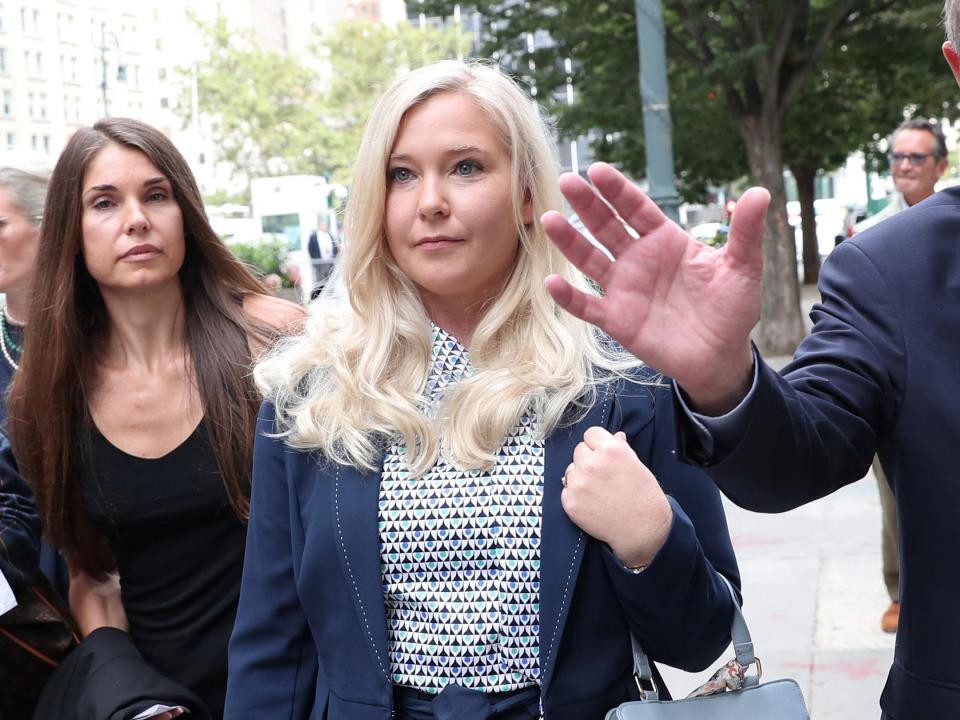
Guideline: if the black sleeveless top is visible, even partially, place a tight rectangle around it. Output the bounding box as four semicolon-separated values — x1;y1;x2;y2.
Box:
82;421;246;719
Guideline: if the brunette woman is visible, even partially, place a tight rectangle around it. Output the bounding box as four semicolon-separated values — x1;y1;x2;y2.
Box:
8;118;303;719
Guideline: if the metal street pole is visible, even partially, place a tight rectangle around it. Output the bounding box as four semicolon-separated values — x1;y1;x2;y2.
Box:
100;22;109;116
635;0;681;223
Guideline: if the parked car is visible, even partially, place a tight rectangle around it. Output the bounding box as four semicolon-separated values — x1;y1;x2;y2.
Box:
787;198;847;259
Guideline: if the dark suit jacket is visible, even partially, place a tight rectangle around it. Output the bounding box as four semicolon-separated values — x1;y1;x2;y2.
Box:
226;371;740;719
679;186;960;719
0;432;40;591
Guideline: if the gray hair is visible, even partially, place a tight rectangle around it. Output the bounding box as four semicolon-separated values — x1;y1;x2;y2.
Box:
0;164;50;225
892;118;948;160
946;0;959;48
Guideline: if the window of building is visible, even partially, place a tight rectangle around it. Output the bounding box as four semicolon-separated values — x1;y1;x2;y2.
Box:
57;12;73;40
61;55;77;83
24;50;41;78
2;89;11;117
38;92;46;120
20;7;38;35
27;92;34;118
42;134;49;153
30;134;37;151
0;47;6;74
0;4;5;33
5;133;14;149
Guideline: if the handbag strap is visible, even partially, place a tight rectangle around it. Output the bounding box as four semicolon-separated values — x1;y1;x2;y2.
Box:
630;573;758;698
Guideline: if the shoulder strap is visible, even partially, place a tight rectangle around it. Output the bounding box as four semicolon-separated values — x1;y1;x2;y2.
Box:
631;573;758;697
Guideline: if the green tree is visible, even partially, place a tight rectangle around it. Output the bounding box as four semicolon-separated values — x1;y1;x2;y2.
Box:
421;0;950;354
180;16;469;185
182;15;330;180
316;20;472;183
783;3;957;284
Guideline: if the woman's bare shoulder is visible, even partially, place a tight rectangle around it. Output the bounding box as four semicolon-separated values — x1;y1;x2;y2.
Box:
242;293;307;335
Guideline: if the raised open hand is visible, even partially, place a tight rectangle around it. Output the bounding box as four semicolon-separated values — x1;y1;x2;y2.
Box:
543;162;769;414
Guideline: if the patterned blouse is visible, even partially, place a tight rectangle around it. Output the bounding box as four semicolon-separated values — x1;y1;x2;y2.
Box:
379;326;544;694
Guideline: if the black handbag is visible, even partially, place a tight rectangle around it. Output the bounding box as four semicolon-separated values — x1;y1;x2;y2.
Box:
0;574;79;720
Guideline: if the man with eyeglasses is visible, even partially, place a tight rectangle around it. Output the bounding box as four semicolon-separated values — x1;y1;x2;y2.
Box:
542;2;960;716
851;118;949;637
854;119;949;235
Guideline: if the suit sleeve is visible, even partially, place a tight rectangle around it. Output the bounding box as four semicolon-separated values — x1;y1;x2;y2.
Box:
603;381;740;672
679;239;902;512
0;431;41;591
225;402;318;718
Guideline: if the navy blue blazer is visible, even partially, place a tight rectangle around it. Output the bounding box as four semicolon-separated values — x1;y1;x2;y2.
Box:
226;372;739;719
0;431;40;592
678;186;960;719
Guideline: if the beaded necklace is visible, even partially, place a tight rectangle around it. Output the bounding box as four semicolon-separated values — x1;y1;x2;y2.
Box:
0;307;23;371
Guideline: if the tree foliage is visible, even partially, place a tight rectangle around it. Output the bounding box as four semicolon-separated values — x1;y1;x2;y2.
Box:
783;3;958;283
182;15;329;180
420;0;956;353
179;16;470;185
315;20;472;183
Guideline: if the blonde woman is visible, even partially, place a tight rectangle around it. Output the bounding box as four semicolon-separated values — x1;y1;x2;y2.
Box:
226;60;740;720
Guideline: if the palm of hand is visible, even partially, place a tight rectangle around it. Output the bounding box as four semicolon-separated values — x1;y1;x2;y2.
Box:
544;163;767;400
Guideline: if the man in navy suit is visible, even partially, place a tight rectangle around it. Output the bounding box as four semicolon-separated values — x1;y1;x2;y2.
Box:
541;3;960;717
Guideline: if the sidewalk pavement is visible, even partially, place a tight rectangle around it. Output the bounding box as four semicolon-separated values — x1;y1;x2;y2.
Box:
660;475;895;719
660;281;895;718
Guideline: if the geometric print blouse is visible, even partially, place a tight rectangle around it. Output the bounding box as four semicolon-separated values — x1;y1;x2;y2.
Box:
379;325;544;693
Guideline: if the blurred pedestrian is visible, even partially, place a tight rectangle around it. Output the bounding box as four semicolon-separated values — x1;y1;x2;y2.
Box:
0;161;73;601
539;3;960;716
306;219;337;299
853;119;948;634
225;60;741;720
8;118;303;720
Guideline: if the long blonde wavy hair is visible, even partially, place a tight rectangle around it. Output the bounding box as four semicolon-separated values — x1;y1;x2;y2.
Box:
256;60;641;476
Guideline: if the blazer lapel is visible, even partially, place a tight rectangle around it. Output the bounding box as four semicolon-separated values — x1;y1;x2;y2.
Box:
539;385;616;695
332;462;392;682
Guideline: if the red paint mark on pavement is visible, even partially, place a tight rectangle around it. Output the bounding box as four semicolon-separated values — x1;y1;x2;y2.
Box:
780;656;882;680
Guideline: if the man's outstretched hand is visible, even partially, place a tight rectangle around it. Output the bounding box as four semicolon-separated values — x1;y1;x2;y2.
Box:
543;162;768;415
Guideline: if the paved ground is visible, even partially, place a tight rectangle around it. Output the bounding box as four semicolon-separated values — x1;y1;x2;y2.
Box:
660;476;895;719
659;283;895;719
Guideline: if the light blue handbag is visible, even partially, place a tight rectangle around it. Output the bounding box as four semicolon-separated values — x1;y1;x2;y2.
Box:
606;577;809;719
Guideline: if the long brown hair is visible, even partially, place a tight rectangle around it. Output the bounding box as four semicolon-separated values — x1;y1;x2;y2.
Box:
8;118;267;573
